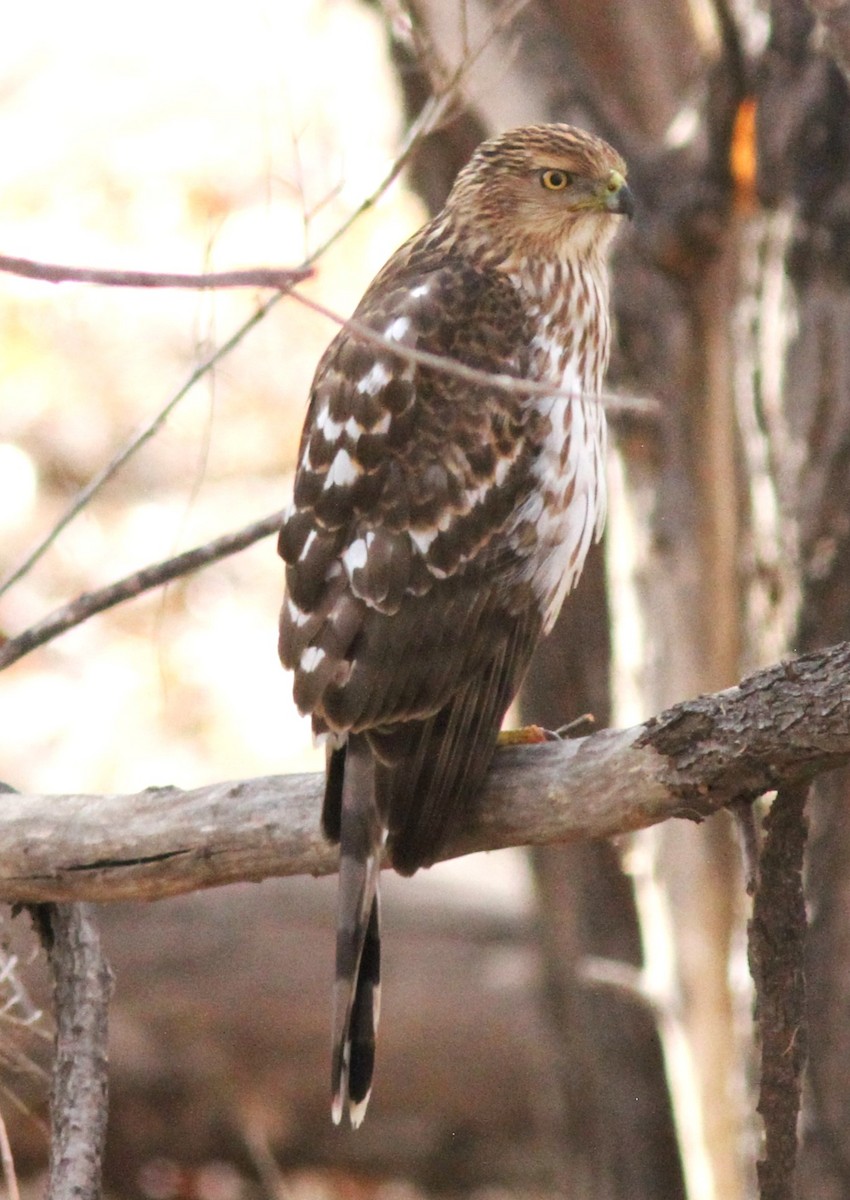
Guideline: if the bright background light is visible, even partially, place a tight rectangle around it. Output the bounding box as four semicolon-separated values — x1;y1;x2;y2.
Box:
0;0;425;794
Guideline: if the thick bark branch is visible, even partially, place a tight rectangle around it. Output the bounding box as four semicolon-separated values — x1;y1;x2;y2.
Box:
749;782;808;1200
1;642;848;906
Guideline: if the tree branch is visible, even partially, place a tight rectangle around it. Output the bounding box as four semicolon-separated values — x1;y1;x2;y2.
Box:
1;643;848;905
0;510;285;671
0;254;312;291
750;782;808;1200
35;903;113;1200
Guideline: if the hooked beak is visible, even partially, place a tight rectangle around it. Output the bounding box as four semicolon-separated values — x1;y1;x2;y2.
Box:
602;169;635;219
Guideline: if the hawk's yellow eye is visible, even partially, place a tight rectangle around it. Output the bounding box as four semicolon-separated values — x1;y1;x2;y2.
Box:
540;168;571;191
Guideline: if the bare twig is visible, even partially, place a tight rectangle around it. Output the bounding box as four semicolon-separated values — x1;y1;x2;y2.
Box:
0;509;285;671
0;254;312;291
0;642;847;905
36;904;114;1200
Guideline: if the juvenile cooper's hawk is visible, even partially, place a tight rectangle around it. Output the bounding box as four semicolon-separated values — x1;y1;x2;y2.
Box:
278;123;632;1126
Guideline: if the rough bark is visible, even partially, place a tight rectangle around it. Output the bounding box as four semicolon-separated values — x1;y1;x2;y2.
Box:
749;783;809;1200
35;903;113;1200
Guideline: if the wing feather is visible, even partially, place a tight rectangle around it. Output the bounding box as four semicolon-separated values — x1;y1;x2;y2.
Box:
365;609;540;875
280;257;537;739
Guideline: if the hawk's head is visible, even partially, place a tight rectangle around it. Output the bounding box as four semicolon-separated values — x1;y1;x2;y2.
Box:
445;123;633;267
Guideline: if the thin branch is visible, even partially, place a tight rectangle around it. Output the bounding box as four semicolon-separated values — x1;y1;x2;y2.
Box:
0;509;285;671
36;904;113;1200
0;254;312;291
287;285;660;419
0;0;528;600
0;642;847;905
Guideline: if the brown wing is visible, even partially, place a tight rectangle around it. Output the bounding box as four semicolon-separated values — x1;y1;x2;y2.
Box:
368;604;541;873
279;252;547;869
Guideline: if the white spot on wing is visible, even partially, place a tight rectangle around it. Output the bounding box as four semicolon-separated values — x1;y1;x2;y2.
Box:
356;362;391;395
344;417;364;440
410;283;430;299
300;646;326;673
325;449;361;488
463;480;490;510
287;598;311;627
410;527;438;555
299;529;317;561
315;406;344;442
494;455;513;486
342;532;374;576
385;316;411;342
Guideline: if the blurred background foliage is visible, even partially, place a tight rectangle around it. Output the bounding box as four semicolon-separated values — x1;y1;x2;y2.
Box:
0;0;422;792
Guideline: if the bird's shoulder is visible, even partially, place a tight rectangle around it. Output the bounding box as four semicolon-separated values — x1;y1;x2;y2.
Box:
280;239;539;573
344;231;533;372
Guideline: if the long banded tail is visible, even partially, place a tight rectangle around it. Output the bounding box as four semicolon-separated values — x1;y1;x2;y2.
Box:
330;735;384;1128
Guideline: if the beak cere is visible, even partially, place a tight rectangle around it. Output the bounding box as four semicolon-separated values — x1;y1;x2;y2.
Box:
603;170;635;219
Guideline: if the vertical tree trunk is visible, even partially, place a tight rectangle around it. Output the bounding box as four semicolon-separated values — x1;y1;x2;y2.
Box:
755;10;850;1193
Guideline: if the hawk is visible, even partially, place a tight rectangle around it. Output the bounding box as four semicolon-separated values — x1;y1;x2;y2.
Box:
278;123;632;1126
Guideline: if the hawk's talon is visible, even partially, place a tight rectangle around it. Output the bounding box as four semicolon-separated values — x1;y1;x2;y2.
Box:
497;724;559;745
498;713;596;746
